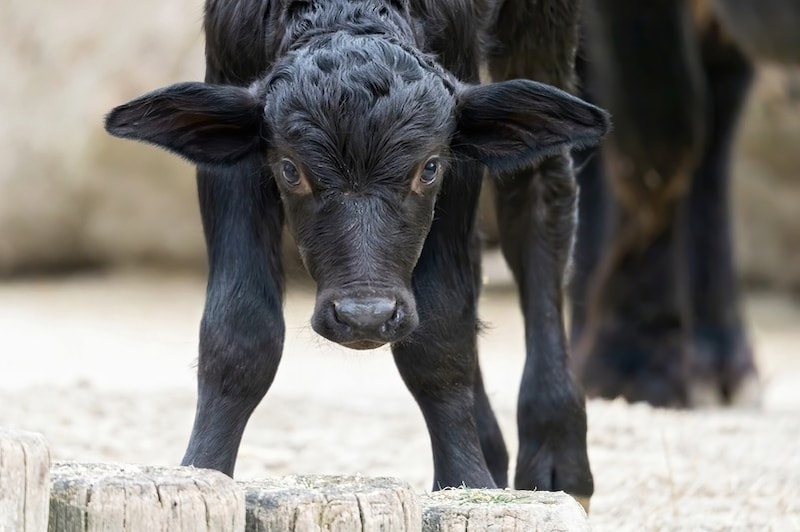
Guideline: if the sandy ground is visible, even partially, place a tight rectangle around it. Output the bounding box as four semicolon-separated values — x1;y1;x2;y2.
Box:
1;262;799;531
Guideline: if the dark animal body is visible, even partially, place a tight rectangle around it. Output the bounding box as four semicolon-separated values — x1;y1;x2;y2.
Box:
105;0;608;509
570;0;800;407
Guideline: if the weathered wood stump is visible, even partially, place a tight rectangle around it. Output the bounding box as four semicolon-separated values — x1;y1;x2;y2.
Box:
0;428;50;532
240;475;421;532
419;489;589;532
49;462;244;532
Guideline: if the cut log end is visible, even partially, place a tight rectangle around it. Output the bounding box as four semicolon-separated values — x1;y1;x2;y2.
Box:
420;488;589;532
0;428;51;532
240;474;421;532
48;462;244;532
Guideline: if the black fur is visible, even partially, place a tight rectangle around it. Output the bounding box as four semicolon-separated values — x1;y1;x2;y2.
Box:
105;0;608;503
572;0;798;406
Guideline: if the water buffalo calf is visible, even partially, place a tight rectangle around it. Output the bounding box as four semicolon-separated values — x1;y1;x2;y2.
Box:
105;0;609;507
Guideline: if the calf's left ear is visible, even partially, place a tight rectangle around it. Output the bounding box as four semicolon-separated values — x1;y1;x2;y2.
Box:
105;82;264;166
452;79;610;174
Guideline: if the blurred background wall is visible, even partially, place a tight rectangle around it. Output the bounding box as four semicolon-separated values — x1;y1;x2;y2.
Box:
1;0;799;290
1;0;206;273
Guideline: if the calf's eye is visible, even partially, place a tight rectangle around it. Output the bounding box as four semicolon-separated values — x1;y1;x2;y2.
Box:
420;157;441;185
281;159;301;187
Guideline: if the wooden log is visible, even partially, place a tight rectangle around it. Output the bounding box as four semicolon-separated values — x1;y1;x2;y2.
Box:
420;489;589;532
48;462;244;532
240;475;421;532
0;428;51;532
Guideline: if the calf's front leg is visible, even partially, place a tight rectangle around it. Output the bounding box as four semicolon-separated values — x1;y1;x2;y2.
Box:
181;160;285;476
392;165;504;490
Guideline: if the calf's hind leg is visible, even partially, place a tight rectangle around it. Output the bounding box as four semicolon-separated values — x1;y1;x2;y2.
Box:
181;159;285;476
492;155;593;507
488;0;593;508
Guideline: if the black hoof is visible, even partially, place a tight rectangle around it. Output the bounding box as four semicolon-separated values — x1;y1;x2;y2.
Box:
688;324;760;407
515;387;593;510
574;321;689;407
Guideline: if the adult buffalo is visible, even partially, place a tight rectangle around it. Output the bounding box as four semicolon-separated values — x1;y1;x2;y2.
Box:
571;0;800;406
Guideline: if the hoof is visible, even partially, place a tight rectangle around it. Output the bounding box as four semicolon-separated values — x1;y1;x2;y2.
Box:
687;372;761;408
574;495;591;514
687;379;725;408
728;372;762;408
690;325;760;407
514;393;593;508
574;322;688;408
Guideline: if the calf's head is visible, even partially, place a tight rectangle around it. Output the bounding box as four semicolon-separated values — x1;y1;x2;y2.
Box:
105;35;608;349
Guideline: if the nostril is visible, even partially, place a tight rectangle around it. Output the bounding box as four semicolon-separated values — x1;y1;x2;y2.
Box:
387;305;402;326
332;300;346;326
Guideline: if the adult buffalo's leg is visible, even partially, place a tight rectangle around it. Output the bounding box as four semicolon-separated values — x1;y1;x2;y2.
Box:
392;162;501;490
575;0;706;407
181;156;285;476
688;23;758;406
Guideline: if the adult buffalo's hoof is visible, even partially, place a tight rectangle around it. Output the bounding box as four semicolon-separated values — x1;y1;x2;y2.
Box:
573;322;689;408
688;325;761;408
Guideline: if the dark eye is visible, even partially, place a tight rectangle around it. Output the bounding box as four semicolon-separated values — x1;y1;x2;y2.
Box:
420;157;441;185
281;159;301;187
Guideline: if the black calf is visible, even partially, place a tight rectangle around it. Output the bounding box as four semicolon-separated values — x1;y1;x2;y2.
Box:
105;0;608;508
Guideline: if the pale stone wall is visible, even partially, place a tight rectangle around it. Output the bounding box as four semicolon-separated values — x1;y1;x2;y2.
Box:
732;67;800;291
0;0;206;274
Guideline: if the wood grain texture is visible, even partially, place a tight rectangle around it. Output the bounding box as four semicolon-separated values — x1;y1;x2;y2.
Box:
0;428;50;532
48;462;244;532
420;489;589;532
240;475;421;532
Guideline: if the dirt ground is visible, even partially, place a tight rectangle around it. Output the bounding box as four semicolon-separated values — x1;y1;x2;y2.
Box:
1;263;798;531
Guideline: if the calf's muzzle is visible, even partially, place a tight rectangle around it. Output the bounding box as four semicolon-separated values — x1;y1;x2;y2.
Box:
312;289;418;350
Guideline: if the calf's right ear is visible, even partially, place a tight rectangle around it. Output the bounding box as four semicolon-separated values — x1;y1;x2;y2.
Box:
452;79;610;175
105;82;264;165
